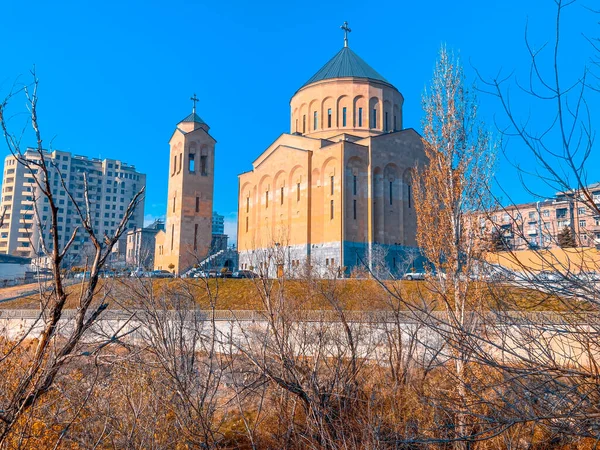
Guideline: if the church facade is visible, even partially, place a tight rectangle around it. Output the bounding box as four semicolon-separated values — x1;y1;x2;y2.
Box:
154;103;216;275
237;32;426;277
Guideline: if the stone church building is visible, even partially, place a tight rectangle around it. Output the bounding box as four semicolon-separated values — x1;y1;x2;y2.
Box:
154;102;215;275
237;30;426;277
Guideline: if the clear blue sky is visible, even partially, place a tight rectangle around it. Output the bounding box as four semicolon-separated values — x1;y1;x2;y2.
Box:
1;0;597;240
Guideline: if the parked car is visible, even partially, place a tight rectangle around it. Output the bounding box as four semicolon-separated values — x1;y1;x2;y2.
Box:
150;270;175;278
74;271;91;280
232;270;259;279
402;272;426;281
575;271;600;282
193;270;209;278
536;270;562;282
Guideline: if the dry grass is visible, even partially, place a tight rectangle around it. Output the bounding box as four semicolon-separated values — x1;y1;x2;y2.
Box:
0;277;572;312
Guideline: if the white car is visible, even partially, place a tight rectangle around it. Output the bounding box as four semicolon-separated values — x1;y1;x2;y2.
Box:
402;272;426;281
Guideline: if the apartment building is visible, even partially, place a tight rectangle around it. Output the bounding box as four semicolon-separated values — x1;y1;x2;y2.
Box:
0;149;146;264
484;184;600;250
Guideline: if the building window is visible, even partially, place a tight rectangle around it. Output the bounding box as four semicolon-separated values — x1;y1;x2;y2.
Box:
394;115;397;131
327;108;332;128
353;199;357;220
196;196;200;213
353;175;357;196
266;191;269;208
303;115;306;133
330;176;334;195
297;183;300;202
280;186;284;205
578;207;586;215
171;224;174;251
200;155;208;175
172;155;176;175
172;195;176;213
342;107;347;127
372;108;377;128
245;216;249;233
580;220;586;228
408;184;411;208
178;153;182;173
194;224;198;251
358;107;363;127
330;200;334;220
246;197;250;213
313;111;318;130
389;181;393;205
385;112;389;132
189;153;195;172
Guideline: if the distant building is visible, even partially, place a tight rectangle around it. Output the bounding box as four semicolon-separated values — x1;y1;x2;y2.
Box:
481;183;600;250
126;219;165;269
212;212;224;235
0;149;146;265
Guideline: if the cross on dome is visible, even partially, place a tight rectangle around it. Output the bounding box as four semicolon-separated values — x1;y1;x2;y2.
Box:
341;21;351;48
190;93;199;114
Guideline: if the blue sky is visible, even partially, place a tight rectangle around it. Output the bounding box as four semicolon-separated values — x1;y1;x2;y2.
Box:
1;0;598;241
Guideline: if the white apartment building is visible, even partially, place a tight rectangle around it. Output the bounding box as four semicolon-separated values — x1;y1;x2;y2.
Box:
0;149;145;264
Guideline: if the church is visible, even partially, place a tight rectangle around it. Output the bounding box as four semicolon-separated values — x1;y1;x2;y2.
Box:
237;24;426;277
153;96;216;275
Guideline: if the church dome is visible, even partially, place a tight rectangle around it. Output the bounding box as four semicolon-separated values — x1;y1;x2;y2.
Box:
299;46;393;91
290;43;403;140
290;22;404;140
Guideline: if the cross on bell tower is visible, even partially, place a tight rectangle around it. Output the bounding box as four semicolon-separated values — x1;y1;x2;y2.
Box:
341;21;351;48
190;93;199;115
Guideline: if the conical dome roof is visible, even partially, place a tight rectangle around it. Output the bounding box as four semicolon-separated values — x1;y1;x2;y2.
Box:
299;46;391;90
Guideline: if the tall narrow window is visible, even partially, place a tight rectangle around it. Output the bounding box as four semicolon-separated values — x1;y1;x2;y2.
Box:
189;153;195;172
171;224;174;251
280;186;284;205
179;153;182;173
265;191;269;208
393;115;397;131
330;200;334;220
246;197;249;213
245;216;248;232
389;181;393;205
313;111;318;130
195;196;200;213
385;112;389;132
353;175;357;195
342;107;347;127
297;183;300;202
408;184;411;208
372;109;377;128
172;195;176;212
194;224;198;251
303;115;306;133
327;108;332;128
330;176;334;195
358;107;363;127
200;155;208;175
172;155;177;175
353;199;357;220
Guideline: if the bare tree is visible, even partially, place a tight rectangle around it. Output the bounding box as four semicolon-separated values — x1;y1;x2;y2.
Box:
0;70;144;442
412;45;497;448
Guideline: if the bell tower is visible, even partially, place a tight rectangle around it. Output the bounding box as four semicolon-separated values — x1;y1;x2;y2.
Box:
154;95;216;274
